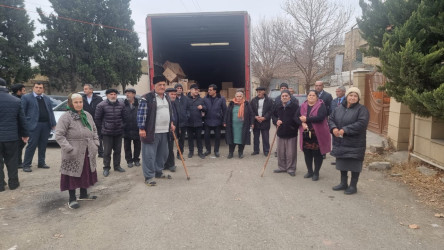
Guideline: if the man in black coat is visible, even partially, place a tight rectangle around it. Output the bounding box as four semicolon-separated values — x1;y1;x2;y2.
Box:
82;84;105;157
10;84;27;168
95;89;127;177
315;81;333;115
164;88;179;172
0;78;29;191
174;83;189;159
250;86;274;156
203;84;227;158
186;84;206;159
123;88;141;168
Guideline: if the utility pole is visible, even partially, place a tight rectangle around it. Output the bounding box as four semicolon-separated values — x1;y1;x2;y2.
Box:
349;23;358;86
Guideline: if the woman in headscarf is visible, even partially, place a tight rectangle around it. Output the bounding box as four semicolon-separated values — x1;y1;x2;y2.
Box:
55;93;100;209
224;90;254;159
329;87;369;195
298;90;331;181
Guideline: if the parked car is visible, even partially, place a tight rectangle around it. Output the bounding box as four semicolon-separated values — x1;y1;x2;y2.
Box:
48;95;127;142
268;89;281;100
293;94;307;106
47;95;68;108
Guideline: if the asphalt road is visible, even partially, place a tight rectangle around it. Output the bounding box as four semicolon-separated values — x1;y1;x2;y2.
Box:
1;130;444;249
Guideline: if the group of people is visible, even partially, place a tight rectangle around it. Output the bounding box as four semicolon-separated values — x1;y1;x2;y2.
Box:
0;75;369;210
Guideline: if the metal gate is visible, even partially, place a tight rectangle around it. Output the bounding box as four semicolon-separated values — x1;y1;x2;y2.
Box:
364;72;390;135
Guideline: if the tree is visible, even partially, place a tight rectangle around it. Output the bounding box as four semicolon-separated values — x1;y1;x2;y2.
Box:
0;0;36;85
251;19;285;90
36;0;146;92
275;0;352;93
359;0;444;119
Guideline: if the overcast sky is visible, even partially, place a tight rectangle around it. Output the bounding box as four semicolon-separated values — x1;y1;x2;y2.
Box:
22;0;362;51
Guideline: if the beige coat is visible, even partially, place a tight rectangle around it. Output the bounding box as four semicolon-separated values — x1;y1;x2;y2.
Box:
55;111;99;177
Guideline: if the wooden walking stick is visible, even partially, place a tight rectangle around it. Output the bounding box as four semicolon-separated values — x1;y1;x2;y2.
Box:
260;126;279;177
172;131;190;180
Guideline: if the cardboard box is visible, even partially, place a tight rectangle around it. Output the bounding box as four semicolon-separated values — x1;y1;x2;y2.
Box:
163;61;186;82
219;90;228;98
199;91;207;98
221;82;233;90
228;88;244;99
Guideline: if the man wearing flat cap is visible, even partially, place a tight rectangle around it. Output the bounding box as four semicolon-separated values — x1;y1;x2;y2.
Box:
164;88;179;172
186;83;206;159
138;75;175;186
250;86;274;156
95;88;127;177
174;83;189;159
123;88;141;168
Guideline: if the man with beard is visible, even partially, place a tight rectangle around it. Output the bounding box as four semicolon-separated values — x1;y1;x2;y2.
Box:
95;89;127;177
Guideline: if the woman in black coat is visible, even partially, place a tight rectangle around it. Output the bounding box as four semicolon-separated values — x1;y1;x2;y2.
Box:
328;87;369;195
224;90;254;159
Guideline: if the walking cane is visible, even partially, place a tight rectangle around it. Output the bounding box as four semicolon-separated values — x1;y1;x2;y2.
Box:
172;130;190;180
260;126;279;177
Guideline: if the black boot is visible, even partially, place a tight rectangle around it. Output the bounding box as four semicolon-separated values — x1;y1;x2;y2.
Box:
312;151;323;181
312;165;321;181
333;171;348;191
228;144;235;159
344;172;359;195
238;144;245;159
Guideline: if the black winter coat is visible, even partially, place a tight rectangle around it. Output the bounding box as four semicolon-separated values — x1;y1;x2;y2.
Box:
319;91;333;115
175;94;189;128
272;101;300;138
224;101;254;145
95;99;127;136
0;88;29;141
123;98;139;139
250;95;274;130
186;93;206;127
203;93;227;127
82;94;103;121
328;101;369;161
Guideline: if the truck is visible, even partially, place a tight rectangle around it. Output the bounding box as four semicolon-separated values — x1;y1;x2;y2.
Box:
145;11;251;99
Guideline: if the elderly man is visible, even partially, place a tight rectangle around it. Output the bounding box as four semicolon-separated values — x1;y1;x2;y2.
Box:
186;84;206;159
174;83;189;160
250;86;274;156
203;84;226;158
138;76;175;186
21;82;56;172
0;78;29;191
10;84;27;168
82;84;104;157
314;81;333;115
331;86;346;115
123;88;141;168
95;89;127;177
164;88;179;172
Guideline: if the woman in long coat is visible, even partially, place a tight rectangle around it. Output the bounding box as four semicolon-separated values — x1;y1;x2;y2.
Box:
298;90;331;181
55;93;100;209
329;87;369;195
224;90;254;159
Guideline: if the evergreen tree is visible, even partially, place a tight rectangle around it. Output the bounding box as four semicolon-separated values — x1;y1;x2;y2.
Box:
36;0;145;91
360;0;444;119
0;0;36;85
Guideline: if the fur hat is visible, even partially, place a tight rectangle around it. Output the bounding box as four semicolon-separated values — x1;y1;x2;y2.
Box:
153;75;167;85
345;87;361;99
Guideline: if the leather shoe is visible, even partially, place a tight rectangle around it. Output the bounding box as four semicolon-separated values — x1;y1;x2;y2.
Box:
264;152;269;156
204;151;211;156
177;154;181;160
251;152;259;156
134;161;141;167
188;152;193;158
273;169;286;173
38;164;50;169
312;174;319;181
198;153;205;159
238;153;244;159
344;186;357;195
127;162;134;168
227;152;233;159
214;152;220;158
114;166;126;172
23;166;32;172
103;169;110;177
304;172;313;178
288;172;295;177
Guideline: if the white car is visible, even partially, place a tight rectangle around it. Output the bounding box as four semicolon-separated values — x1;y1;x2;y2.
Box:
48;94;127;142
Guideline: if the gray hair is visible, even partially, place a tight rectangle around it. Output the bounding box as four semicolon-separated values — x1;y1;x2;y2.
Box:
71;93;82;100
84;84;93;90
337;86;346;92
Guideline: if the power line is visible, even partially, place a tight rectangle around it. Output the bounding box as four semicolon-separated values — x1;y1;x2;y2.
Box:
179;0;189;12
193;0;202;11
0;3;144;35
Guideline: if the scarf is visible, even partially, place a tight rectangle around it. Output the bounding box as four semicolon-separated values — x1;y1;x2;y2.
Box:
232;97;245;119
67;106;92;131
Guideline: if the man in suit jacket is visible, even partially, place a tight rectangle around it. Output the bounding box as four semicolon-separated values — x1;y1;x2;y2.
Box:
314;81;333;115
251;86;274;156
331;86;346;115
21;83;56;172
82;84;104;157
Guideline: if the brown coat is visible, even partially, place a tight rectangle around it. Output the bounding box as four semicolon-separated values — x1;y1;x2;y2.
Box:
55;111;100;177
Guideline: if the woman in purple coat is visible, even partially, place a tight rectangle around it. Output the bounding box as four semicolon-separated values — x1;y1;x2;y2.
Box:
298;90;331;181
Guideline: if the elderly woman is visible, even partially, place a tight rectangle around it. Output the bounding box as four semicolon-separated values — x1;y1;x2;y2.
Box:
272;90;301;176
55;93;100;209
329;87;369;195
224;90;254;159
298;90;331;181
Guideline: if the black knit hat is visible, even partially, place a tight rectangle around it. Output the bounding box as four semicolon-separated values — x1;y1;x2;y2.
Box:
105;88;119;95
174;83;183;89
280;82;289;89
153;75;167;85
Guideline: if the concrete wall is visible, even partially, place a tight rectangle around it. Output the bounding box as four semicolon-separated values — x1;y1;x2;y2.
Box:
413;116;444;166
387;98;411;150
